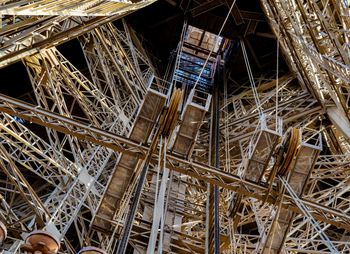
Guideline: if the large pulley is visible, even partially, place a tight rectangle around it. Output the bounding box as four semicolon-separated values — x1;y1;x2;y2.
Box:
21;230;60;254
0;221;7;246
260;127;302;205
275;127;301;176
159;88;183;137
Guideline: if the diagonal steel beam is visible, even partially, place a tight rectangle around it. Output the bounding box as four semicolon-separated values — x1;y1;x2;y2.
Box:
0;93;349;232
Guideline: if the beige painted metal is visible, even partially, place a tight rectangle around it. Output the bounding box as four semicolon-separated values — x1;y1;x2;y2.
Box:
0;0;156;16
92;87;168;233
0;1;156;68
262;129;322;253
0;0;349;251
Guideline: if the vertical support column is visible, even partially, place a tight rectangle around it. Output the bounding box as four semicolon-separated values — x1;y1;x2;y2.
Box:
116;163;149;254
146;140;170;254
206;57;221;254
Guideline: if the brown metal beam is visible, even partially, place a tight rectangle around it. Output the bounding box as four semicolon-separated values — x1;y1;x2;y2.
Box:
0;93;349;232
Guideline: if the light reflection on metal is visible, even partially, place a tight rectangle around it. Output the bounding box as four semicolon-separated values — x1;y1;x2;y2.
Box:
0;0;348;253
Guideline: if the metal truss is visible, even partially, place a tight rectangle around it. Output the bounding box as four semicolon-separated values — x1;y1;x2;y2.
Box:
22;40;144;246
0;0;155;68
79;22;151;106
1;77;350;251
220;74;322;176
0;21;154;252
0;0;156;16
260;0;350;134
0;1;349;253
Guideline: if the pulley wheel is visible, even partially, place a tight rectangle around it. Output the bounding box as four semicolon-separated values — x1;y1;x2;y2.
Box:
276;127;301;176
159;88;183;137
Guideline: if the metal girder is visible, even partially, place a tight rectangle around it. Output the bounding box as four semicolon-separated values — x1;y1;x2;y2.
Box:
0;0;156;16
0;92;348;232
0;0;155;68
0;113;76;185
190;0;225;17
222;76;322;145
255;2;350;250
218;74;323;179
285;238;350;253
0;146;49;227
24;47;128;127
0;22;149;247
79;22;151;106
221;234;350;253
260;0;350;130
0;93;146;158
0;1;349;251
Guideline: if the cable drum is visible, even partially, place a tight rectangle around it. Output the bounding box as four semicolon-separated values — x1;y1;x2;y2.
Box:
21;230;60;254
0;221;6;245
159;88;183;137
276;127;301;176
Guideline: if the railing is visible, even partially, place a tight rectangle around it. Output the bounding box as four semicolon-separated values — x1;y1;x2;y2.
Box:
185;88;212;111
148;75;172;97
300;127;322;150
246;113;282;159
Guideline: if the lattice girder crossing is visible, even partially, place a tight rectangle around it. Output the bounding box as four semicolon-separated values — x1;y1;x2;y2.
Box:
0;93;349;234
0;1;155;68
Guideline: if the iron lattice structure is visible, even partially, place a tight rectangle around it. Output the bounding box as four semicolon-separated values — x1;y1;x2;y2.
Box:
0;0;349;253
